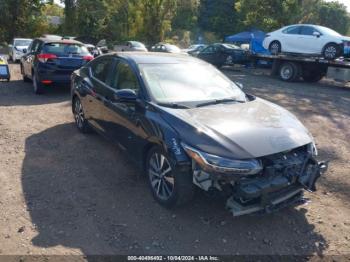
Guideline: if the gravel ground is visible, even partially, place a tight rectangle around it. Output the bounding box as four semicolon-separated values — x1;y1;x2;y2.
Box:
0;63;349;258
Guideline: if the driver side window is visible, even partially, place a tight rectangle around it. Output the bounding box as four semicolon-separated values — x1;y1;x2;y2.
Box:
111;61;140;93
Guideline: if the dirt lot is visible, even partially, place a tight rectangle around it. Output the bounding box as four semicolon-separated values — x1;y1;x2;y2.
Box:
0;62;349;258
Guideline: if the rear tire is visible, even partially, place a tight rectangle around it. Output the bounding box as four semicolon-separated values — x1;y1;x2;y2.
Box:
302;70;324;82
73;97;91;133
269;41;281;55
279;62;300;82
146;146;194;208
21;65;31;82
33;73;44;94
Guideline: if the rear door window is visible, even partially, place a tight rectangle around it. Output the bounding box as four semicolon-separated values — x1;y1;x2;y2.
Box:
283;26;300;35
300;26;319;36
90;57;114;84
42;43;89;56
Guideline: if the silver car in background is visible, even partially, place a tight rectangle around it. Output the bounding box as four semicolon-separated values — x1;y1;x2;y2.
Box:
9;38;32;63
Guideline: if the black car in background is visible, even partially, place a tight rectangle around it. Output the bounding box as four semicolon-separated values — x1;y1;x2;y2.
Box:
197;43;249;68
183;44;207;56
21;37;93;94
70;52;325;216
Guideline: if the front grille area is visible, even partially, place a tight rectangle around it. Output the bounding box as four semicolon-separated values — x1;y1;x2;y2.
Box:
260;145;309;180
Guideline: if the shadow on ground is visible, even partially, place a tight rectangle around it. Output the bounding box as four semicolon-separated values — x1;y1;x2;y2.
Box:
0;80;70;106
22;123;327;256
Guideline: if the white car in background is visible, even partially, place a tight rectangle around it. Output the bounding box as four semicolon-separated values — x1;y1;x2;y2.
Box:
263;24;350;60
9;38;32;62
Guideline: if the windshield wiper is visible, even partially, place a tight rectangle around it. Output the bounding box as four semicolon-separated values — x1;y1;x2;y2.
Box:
157;102;191;109
196;98;244;108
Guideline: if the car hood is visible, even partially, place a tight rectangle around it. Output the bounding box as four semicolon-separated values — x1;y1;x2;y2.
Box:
158;98;313;159
342;36;350;42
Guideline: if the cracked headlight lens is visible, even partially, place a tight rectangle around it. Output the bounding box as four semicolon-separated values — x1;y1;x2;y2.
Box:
181;143;262;175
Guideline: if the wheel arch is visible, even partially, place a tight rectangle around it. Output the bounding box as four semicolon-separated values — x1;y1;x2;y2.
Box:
269;40;281;47
322;42;342;53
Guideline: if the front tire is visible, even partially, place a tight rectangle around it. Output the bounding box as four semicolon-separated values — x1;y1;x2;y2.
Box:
323;43;340;60
146;146;194;208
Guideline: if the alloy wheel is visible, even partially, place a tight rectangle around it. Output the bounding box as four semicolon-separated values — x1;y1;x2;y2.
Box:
270;42;280;54
280;64;293;80
324;46;337;59
148;152;174;201
74;99;85;129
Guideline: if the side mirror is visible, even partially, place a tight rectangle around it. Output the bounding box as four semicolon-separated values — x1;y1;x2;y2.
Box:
313;31;321;38
113;89;137;102
235;82;244;90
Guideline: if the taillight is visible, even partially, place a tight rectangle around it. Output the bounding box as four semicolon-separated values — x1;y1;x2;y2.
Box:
37;53;57;63
83;55;94;62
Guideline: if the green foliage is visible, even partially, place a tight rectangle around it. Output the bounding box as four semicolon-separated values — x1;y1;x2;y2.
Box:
299;0;350;35
0;0;349;45
0;0;44;42
235;0;301;32
198;0;238;38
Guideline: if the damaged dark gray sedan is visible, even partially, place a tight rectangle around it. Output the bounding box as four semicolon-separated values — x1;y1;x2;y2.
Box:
71;52;328;216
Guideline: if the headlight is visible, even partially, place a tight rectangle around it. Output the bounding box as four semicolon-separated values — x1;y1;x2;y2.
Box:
181;143;262;175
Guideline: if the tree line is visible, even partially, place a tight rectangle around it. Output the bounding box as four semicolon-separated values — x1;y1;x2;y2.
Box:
0;0;349;46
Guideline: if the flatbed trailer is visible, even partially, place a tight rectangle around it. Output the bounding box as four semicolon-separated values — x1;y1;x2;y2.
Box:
251;53;350;83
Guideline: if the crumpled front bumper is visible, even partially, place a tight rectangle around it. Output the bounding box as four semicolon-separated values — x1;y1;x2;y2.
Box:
226;159;328;216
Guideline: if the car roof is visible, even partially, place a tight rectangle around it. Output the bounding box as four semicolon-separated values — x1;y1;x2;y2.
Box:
283;24;321;28
14;38;32;41
109;52;204;64
36;37;83;45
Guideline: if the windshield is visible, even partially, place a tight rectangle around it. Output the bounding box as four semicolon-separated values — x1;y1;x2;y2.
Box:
43;43;90;56
318;26;341;37
140;62;246;104
14;39;32;46
130;41;145;48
